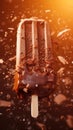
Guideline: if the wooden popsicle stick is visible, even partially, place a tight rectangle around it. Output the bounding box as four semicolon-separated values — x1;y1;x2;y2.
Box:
31;95;38;118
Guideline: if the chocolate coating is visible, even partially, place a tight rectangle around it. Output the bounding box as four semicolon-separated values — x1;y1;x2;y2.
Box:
17;66;56;98
14;18;56;98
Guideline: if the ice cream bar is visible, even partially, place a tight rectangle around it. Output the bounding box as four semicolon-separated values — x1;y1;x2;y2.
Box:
13;18;55;118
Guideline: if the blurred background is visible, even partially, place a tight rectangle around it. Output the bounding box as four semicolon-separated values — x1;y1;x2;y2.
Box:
0;0;73;130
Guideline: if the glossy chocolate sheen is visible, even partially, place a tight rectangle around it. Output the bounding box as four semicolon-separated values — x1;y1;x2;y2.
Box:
17;65;56;97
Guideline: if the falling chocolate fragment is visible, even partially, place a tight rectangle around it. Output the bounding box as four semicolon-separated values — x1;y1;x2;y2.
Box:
66;115;73;128
13;18;56;118
0;100;12;107
54;94;67;105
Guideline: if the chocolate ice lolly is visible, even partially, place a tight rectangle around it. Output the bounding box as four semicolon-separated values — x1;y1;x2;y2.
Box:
13;18;55;118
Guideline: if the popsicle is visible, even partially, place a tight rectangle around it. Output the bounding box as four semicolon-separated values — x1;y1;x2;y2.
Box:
13;18;55;118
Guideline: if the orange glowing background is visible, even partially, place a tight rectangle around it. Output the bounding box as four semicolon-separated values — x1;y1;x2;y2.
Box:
0;0;73;129
49;0;73;19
